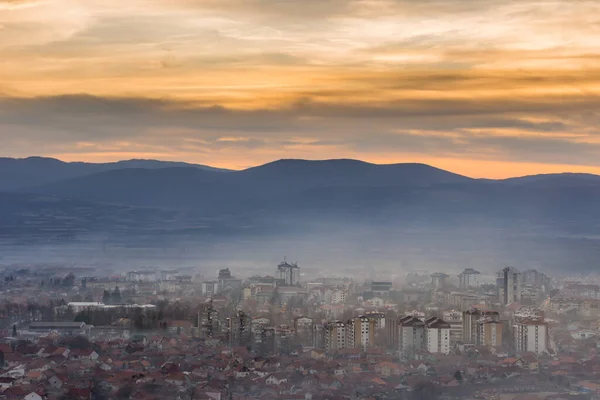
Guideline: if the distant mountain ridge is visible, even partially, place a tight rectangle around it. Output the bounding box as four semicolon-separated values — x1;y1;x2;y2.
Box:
0;156;230;191
13;158;472;210
2;156;600;273
2;156;600;211
500;172;600;185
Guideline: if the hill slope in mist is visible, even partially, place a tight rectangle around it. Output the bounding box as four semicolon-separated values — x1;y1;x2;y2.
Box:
2;157;600;274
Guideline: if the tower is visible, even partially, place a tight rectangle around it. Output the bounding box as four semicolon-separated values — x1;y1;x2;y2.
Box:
198;298;219;339
502;267;522;305
458;268;481;290
228;310;250;348
430;273;449;290
277;260;300;286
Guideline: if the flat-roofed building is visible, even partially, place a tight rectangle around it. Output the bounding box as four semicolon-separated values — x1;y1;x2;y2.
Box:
29;322;93;336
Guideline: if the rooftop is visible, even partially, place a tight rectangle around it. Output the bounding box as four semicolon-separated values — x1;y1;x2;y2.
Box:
30;322;87;329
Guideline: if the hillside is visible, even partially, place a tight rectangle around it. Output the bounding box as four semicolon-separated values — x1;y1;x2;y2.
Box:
0;156;229;191
20;159;471;210
2;158;600;273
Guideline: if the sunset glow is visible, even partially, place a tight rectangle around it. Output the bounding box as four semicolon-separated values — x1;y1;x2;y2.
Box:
1;0;599;177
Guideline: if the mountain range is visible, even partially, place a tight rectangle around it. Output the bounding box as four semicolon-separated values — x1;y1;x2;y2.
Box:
0;156;229;191
1;156;599;273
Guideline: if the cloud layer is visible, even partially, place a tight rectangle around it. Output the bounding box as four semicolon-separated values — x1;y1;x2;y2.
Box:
1;0;599;176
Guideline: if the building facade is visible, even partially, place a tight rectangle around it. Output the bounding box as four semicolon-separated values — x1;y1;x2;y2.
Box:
398;316;425;357
277;261;300;286
463;309;500;344
514;318;548;355
442;310;463;343
324;321;349;351
478;320;503;347
425;317;451;355
458;268;481;289
502;267;522;305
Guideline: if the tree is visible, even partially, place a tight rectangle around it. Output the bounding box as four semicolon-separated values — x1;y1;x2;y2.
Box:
64;335;91;349
115;385;133;400
84;293;94;302
12;324;17;338
102;290;111;305
63;306;75;321
453;370;463;383
0;350;5;367
270;287;281;306
412;381;438;400
111;287;122;305
63;273;76;287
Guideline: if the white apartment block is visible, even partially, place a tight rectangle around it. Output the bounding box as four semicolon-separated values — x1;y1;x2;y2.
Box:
425;317;451;355
398;316;425;357
459;268;481;289
442;310;463;343
514;318;548;355
331;290;347;304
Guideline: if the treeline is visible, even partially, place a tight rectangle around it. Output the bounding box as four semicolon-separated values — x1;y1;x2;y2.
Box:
72;300;204;331
41;272;76;288
101;287;123;305
0;299;66;326
74;307;166;331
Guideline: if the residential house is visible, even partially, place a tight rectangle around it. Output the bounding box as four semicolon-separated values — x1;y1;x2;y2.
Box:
266;374;289;386
70;349;99;361
24;392;43;400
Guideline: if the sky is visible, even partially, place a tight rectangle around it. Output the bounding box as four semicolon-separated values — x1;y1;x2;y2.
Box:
1;0;599;178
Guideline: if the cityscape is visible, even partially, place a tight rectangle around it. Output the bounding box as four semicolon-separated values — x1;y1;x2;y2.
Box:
2;0;599;398
0;259;597;399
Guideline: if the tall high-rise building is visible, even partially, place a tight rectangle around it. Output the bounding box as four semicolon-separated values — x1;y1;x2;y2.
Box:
496;271;505;303
514;318;548;355
353;316;376;350
312;323;324;349
201;280;220;296
458;268;481;289
198;298;219;339
523;269;551;291
430;273;449;290
294;316;314;348
275;325;294;354
227;310;250;348
385;313;399;350
463;309;500;344
324;321;349;351
253;324;276;355
425;317;451;355
331;290;347;304
478;319;503;347
398;316;425;357
277;261;300;286
502;267;522;305
442;310;463;343
217;268;242;292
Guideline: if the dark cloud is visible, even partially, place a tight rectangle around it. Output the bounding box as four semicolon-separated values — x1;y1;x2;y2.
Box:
1;94;599;167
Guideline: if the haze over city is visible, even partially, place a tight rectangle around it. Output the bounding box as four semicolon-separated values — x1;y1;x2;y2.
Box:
2;2;600;400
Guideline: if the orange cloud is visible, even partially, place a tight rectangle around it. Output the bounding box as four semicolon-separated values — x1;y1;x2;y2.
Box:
1;0;600;176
